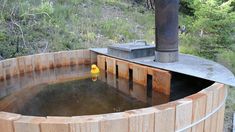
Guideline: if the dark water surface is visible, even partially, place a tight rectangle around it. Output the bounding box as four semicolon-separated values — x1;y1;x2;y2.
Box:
0;65;213;116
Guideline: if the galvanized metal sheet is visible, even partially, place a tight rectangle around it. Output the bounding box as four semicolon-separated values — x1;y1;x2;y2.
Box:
91;48;235;87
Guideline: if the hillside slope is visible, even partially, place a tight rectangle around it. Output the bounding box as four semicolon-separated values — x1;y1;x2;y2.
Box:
0;0;154;58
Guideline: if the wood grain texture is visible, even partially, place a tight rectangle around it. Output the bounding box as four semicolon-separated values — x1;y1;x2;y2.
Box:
17;57;26;74
0;62;4;80
106;57;116;74
24;55;34;73
116;59;129;79
90;51;98;64
216;85;227;132
76;50;84;65
97;55;106;70
60;51;72;66
0;112;21;132
132;64;147;86
187;93;207;132
33;54;44;71
126;108;155;132
148;68;171;95
199;89;213;132
100;113;128;132
14;116;46;132
45;53;55;69
83;50;91;65
71;115;103;132
41;117;72;132
175;99;193;132
2;58;19;78
155;103;176;132
210;85;220;132
54;52;63;68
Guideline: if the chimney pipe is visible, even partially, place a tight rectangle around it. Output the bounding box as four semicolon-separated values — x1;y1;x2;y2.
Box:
155;0;179;63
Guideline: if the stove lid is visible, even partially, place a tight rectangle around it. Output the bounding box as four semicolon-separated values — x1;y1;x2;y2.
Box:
91;48;235;87
108;40;154;52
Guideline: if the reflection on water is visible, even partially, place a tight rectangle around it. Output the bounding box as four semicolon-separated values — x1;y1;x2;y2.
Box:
0;65;212;116
0;65;164;116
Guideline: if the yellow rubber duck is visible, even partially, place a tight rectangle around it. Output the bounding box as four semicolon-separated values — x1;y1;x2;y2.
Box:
90;64;100;74
91;64;100;82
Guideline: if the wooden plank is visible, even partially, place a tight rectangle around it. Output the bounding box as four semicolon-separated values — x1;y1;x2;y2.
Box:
0;62;5;81
54;52;63;68
175;99;193;132
65;51;78;66
17;57;26;74
76;50;84;65
33;54;43;71
2;59;19;78
100;113;128;132
116;60;129;79
199;88;214;132
132;64;147;86
106;57;116;74
216;104;225;132
46;53;55;69
24;55;34;73
216;84;227;132
40;54;50;70
187;93;207;132
90;51;97;64
0;112;21;132
148;68;171;95
83;50;91;65
60;51;72;66
71;115;103;132
14;116;46;132
155;103;176;132
41;117;72;132
126;108;155;132
97;55;106;70
210;85;220;132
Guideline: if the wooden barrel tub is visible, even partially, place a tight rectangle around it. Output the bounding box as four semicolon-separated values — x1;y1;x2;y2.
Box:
0;49;227;132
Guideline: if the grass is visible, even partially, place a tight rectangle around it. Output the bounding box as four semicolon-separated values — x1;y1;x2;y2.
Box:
0;0;154;58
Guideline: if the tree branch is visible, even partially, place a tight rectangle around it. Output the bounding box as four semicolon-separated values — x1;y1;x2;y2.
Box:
10;7;27;48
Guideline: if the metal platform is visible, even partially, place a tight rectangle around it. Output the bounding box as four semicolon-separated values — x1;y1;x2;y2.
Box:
91;48;235;87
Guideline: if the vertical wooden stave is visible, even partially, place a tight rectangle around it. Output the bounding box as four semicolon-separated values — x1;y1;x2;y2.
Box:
186;93;207;132
100;113;129;132
0;112;21;132
155;103;176;132
41;117;72;132
14;116;46;132
105;57;116;75
132;64;147;86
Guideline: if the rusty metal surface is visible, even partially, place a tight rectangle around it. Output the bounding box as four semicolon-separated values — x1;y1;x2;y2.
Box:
91;48;235;86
